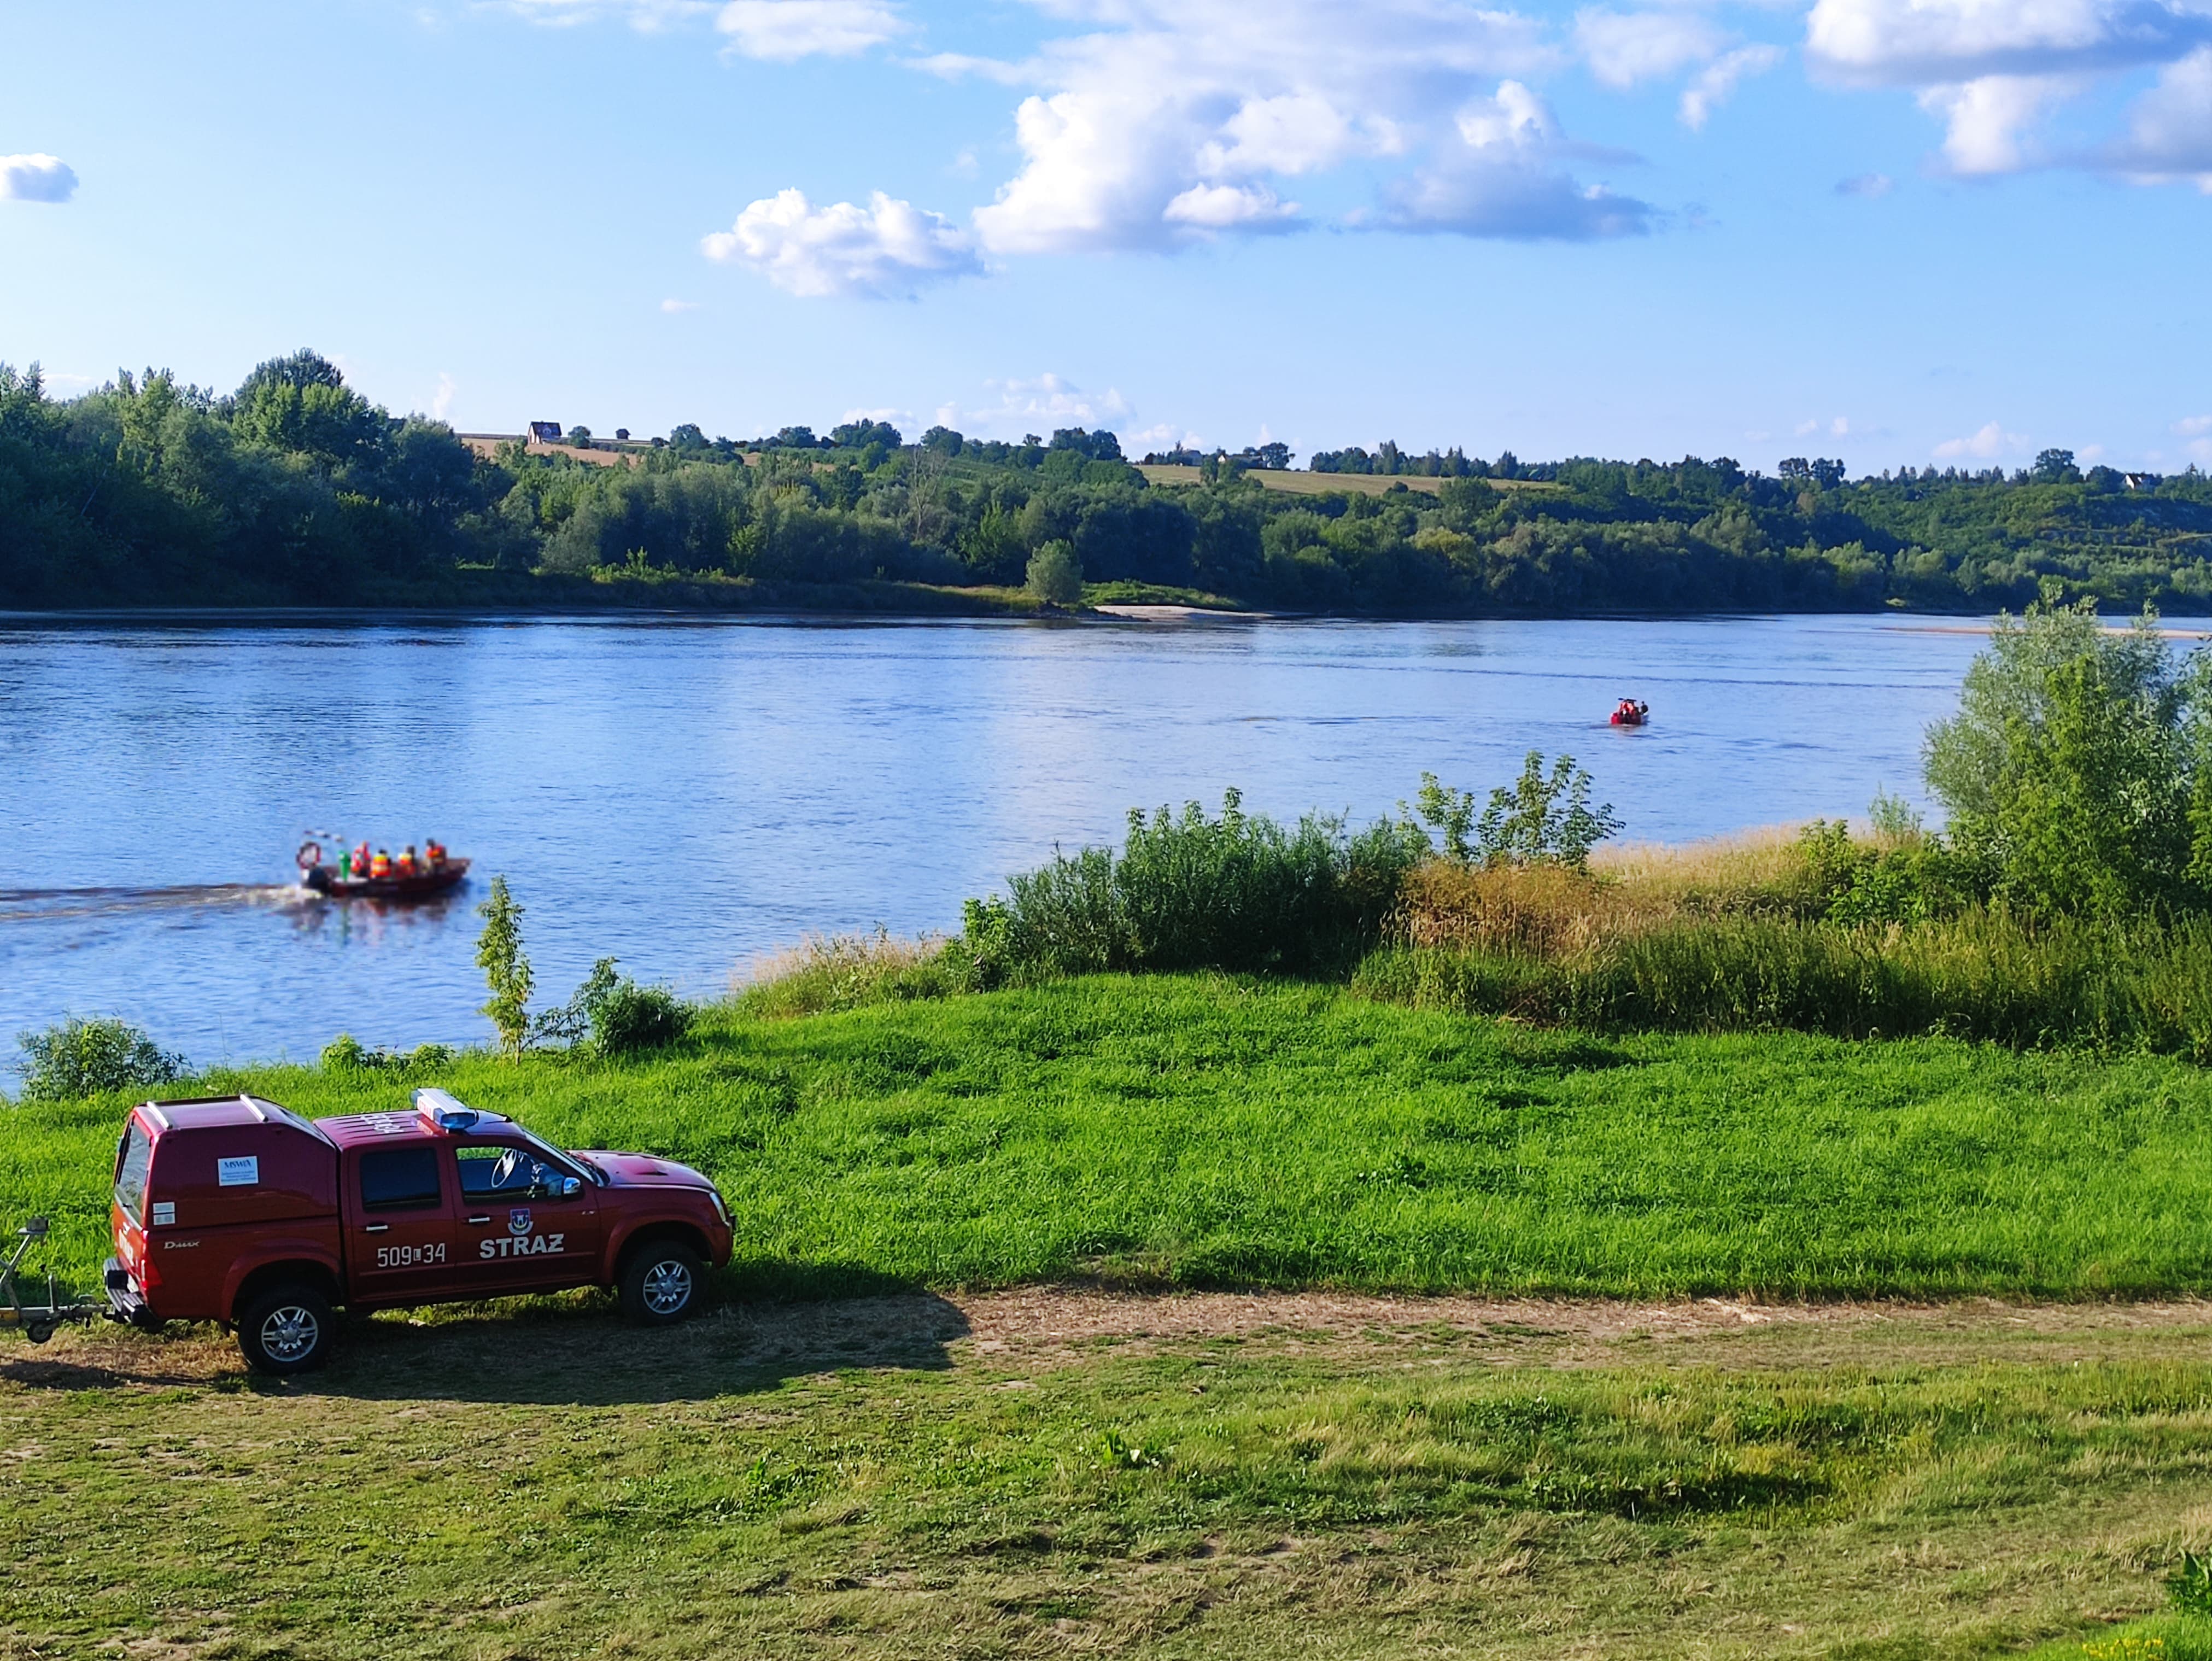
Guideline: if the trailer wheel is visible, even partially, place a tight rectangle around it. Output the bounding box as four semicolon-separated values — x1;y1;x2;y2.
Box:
618;1242;704;1325
238;1284;335;1375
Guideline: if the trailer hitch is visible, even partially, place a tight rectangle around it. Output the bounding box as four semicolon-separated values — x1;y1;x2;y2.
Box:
1;1218;98;1345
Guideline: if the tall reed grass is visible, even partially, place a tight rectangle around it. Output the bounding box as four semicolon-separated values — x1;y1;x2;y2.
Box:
1355;911;2212;1058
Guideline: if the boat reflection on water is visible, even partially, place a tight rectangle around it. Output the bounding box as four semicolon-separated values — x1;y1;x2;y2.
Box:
284;886;468;944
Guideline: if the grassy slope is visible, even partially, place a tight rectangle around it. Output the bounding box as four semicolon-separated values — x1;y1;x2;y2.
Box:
11;975;2212;1301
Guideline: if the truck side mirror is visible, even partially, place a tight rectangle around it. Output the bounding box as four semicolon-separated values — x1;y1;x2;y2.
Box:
560;1175;582;1198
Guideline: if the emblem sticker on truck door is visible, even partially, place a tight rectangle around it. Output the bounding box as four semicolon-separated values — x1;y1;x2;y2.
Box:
479;1209;566;1258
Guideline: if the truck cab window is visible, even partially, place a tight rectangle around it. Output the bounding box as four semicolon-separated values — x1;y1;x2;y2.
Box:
359;1147;443;1211
114;1120;154;1224
457;1144;575;1200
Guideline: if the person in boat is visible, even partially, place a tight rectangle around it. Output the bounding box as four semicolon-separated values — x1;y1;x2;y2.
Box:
370;849;393;880
353;841;371;877
424;838;446;869
1637;700;1649;721
337;846;354;880
398;845;419;878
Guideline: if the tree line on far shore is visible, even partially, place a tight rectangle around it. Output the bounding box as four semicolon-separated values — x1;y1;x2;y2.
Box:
5;349;2211;615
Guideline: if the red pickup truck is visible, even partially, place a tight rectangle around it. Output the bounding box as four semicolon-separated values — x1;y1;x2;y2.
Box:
104;1087;733;1375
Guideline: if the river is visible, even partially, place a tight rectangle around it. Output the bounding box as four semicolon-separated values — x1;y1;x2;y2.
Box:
5;611;2202;1080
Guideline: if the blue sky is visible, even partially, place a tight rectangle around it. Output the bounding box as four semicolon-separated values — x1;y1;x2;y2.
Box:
3;0;2209;471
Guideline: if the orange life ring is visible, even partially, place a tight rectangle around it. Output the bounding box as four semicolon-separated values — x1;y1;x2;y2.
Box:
296;841;324;870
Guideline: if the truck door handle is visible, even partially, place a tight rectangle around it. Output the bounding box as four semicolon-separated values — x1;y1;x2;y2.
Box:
364;1224;390;1235
467;1215;491;1225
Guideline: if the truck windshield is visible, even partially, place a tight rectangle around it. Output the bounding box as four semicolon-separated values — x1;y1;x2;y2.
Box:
114;1119;154;1225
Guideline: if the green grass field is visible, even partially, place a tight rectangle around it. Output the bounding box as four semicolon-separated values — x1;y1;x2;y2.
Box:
8;1294;2212;1658
12;975;2212;1656
11;975;2212;1301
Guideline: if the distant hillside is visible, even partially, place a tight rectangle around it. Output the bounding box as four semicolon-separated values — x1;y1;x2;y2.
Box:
5;355;2209;616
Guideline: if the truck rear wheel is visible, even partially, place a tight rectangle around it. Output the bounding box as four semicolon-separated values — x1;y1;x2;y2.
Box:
618;1242;704;1325
237;1284;335;1375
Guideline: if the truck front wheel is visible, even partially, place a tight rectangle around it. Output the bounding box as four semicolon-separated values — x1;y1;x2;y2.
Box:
618;1242;704;1325
238;1284;335;1375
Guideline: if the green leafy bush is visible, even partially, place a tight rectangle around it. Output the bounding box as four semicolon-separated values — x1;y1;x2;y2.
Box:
2171;1550;2212;1615
15;1018;185;1103
958;789;1429;985
1926;600;2211;917
318;1035;455;1074
589;981;691;1057
1417;752;1622;870
1025;539;1082;606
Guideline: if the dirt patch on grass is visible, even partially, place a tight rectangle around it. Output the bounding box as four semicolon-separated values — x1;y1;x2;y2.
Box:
11;1288;2212;1394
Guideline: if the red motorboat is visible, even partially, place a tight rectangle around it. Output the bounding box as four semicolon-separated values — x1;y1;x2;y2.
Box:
1610;700;1650;727
295;835;470;902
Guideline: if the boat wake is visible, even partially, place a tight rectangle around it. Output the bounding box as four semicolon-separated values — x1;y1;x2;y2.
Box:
0;882;316;924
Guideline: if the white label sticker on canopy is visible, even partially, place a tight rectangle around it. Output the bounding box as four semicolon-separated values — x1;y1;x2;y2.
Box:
217;1156;260;1187
150;1202;176;1226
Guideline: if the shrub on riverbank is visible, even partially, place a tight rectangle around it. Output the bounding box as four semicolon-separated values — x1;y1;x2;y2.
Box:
958;789;1430;984
14;1018;183;1104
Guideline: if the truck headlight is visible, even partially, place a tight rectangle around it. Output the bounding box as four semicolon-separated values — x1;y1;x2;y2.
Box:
709;1188;732;1227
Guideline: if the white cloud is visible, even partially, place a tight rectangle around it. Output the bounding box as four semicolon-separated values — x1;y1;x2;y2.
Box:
1935;420;2028;459
1162;182;1301;229
660;297;701;312
1917;72;2078;171
2106;45;2212;183
941;373;1133;438
701;188;982;297
1795;414;1852;437
1680;44;1783;128
1805;0;2211;86
716;0;904;60
431;373;457;421
499;0;713;27
1836;169;1895;194
1127;422;1204;453
0;154;78;203
2176;413;2212;434
1805;0;2212;180
964;0;1571;255
1389;81;1653;238
1576;9;1724;88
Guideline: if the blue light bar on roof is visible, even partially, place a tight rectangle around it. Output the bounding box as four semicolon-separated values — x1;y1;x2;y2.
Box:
412;1086;478;1133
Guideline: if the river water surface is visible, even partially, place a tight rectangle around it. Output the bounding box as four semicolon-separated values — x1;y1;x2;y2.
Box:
8;611;2200;1079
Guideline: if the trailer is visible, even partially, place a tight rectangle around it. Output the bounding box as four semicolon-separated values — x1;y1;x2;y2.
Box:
0;1218;98;1345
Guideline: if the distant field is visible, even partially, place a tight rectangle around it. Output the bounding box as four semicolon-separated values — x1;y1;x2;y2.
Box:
1138;465;1561;498
456;433;636;468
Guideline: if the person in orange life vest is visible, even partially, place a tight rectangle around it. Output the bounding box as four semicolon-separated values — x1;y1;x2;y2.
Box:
352;841;371;875
370;849;393;879
424;838;446;868
397;845;420;878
